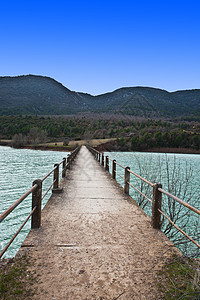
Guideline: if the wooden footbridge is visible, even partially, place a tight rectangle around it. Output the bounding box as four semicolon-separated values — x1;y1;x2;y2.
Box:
1;146;199;299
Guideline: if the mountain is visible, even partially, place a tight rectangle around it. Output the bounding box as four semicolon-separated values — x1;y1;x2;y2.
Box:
0;75;200;118
0;75;90;115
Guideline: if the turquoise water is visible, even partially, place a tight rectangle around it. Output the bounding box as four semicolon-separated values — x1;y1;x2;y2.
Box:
0;146;69;258
105;151;200;256
0;147;199;258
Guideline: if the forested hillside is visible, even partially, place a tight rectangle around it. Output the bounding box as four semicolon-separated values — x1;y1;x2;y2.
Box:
1;75;200;118
1;115;200;152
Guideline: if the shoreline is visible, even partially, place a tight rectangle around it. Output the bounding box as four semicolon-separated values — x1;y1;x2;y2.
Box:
139;147;200;154
1;140;200;155
22;145;75;152
0;142;75;152
95;143;200;155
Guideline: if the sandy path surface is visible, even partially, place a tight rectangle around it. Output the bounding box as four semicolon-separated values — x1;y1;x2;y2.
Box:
19;146;177;299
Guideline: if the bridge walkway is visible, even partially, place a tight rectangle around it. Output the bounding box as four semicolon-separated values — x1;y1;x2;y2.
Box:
19;146;177;299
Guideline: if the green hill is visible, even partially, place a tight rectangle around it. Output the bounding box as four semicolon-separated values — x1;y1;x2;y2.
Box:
0;75;200;118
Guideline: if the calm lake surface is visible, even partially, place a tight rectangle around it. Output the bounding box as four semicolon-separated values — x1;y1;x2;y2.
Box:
105;151;200;256
0;146;199;258
0;146;69;258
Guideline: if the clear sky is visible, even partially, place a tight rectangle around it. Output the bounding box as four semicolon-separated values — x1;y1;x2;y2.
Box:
0;0;200;95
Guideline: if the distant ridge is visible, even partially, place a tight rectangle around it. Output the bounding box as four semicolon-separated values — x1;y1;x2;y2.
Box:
0;75;200;117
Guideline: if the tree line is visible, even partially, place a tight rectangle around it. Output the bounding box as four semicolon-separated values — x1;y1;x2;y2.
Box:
116;130;200;151
0;115;200;151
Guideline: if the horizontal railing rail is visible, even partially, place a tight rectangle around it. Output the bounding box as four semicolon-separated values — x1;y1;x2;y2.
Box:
41;165;58;182
0;146;80;259
158;187;200;216
0;184;38;224
115;161;125;169
0;207;37;258
87;145;200;249
128;169;154;187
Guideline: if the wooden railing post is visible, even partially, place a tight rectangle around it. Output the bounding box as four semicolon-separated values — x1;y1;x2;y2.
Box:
52;163;63;193
53;164;59;189
152;183;162;229
105;156;109;172
124;167;130;194
31;179;42;228
62;157;66;178
67;155;70;169
98;153;100;162
112;160;116;179
102;154;104;166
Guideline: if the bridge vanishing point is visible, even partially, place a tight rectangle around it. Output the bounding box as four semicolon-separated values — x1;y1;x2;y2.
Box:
15;146;179;299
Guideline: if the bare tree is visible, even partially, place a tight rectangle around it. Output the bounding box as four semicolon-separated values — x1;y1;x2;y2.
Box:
11;134;27;148
27;127;47;145
129;154;200;257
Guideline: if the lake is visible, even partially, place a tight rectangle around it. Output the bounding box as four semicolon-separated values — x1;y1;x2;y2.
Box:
105;151;200;256
0;146;69;258
0;146;199;258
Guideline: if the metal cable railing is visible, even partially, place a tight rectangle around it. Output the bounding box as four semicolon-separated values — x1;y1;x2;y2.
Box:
41;165;58;182
41;179;56;201
0;184;38;223
157;208;200;248
87;145;200;250
116;161;125;169
128;181;152;203
115;171;125;180
0;207;37;258
158;187;200;216
0;146;80;259
128;169;154;187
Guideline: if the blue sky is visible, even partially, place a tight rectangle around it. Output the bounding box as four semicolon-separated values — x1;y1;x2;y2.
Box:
0;0;200;95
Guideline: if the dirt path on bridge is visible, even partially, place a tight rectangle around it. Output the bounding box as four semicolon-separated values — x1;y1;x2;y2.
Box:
19;146;178;299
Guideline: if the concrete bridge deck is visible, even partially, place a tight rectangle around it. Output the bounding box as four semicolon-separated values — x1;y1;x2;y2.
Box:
19;146;177;299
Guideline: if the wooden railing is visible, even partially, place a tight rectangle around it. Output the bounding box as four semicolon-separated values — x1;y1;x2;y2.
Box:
87;146;200;249
0;146;80;258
